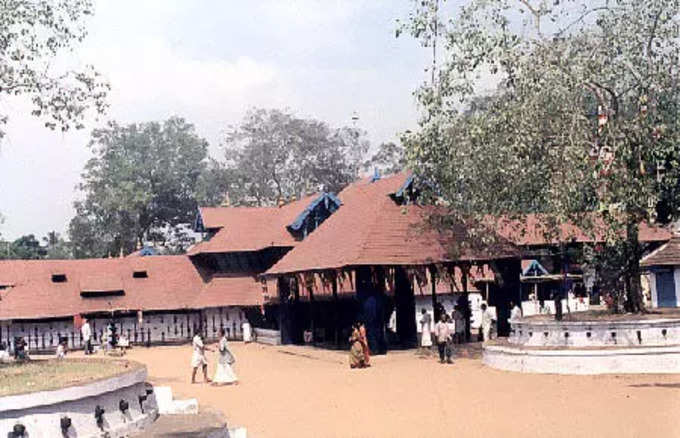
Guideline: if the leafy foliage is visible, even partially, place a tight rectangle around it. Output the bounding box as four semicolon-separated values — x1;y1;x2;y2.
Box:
362;142;406;175
69;117;224;257
223;108;368;206
4;234;44;259
400;0;680;312
0;0;109;139
43;231;72;259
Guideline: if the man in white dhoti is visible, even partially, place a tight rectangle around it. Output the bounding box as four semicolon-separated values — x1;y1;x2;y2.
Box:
480;303;494;343
242;320;253;343
419;308;433;354
191;333;213;384
81;318;92;355
213;328;238;385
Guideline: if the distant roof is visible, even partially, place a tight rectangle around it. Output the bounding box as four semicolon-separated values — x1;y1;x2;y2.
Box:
189;193;322;255
265;173;519;276
641;235;680;267
495;214;670;246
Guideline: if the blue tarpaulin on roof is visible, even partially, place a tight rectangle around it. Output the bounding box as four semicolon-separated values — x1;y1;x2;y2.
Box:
287;192;342;232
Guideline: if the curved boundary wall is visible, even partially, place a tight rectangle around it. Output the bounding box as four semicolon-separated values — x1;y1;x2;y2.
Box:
484;344;680;375
509;318;680;348
0;363;158;438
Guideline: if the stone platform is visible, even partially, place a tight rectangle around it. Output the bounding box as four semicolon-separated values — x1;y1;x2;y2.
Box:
0;361;158;437
484;317;680;374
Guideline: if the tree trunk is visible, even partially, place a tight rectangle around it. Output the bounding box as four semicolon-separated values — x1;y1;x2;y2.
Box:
626;220;645;313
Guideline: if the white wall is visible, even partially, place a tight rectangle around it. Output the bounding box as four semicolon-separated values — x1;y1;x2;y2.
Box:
414;293;487;331
0;307;247;354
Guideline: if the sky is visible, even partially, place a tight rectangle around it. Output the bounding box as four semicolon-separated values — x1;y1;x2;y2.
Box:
0;0;446;240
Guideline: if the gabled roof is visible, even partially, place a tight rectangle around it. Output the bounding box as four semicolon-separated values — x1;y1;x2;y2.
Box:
521;259;549;277
265;173;518;276
641;235;680;267
287;193;341;232
189;193;322;255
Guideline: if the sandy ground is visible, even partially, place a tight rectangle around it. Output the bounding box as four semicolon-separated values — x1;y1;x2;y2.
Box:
114;343;680;438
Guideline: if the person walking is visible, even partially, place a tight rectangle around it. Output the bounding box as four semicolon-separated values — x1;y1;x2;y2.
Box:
81;318;92;355
434;314;452;363
212;328;238;385
191;333;213;383
419;308;433;355
242;319;253;343
480;303;495;343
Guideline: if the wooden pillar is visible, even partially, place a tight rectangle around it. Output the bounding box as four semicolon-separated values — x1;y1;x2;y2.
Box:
461;263;471;342
494;258;522;336
332;271;340;348
308;276;315;346
395;266;417;348
278;276;293;345
430;266;439;322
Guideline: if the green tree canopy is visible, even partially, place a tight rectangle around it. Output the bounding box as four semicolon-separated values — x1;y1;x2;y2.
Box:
401;0;680;312
69;117;225;258
3;234;45;260
0;0;108;139
223;108;368;206
362;142;406;175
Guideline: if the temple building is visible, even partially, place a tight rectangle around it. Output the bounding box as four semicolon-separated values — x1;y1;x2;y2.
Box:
0;171;673;353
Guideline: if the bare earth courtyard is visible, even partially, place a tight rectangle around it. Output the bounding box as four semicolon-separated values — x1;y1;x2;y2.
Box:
80;343;680;438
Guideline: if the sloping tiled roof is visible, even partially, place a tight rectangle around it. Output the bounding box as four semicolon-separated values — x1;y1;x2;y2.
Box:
265;173;518;276
189;274;263;308
641;235;680;267
0;256;264;320
495;214;670;246
189;194;320;254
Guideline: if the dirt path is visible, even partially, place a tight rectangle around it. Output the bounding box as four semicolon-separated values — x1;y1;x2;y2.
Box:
120;343;680;438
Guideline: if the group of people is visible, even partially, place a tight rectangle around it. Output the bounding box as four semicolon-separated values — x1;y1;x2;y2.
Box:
191;328;238;385
80;318;132;356
348;322;370;369
420;306;467;359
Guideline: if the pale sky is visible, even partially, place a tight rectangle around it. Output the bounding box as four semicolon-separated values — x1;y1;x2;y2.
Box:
0;1;447;240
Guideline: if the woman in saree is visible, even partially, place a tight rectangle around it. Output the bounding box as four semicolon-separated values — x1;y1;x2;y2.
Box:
359;322;371;367
349;324;366;369
212;328;238;385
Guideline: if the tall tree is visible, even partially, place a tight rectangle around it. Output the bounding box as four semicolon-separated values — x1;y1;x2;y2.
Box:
43;231;72;259
362;142;406;175
0;0;108;139
401;0;680;313
69;117;224;257
224;108;368;206
4;234;45;260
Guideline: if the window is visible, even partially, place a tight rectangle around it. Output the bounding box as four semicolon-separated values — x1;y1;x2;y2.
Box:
80;290;125;298
51;274;67;283
133;270;148;279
